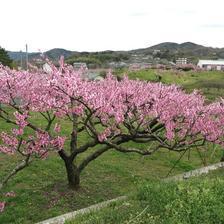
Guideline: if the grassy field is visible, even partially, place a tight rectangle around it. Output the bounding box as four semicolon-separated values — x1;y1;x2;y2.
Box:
116;69;224;102
67;168;224;224
0;69;224;223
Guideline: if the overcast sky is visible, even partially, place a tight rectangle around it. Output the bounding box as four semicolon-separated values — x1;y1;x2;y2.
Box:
1;0;224;52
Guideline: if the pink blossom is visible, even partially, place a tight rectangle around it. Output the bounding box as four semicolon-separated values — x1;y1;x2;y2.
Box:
54;123;61;133
0;60;223;160
14;111;28;128
51;136;66;149
0;202;5;213
98;128;111;142
4;191;16;197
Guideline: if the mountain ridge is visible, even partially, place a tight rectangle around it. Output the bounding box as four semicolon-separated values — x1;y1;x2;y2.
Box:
7;42;224;63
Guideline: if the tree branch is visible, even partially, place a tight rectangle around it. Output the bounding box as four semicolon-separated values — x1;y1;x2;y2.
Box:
78;145;111;172
0;155;31;190
58;149;69;161
70;138;99;161
105;140;160;155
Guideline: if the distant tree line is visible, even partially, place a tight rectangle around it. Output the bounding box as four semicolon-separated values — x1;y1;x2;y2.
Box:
0;47;12;67
66;51;130;68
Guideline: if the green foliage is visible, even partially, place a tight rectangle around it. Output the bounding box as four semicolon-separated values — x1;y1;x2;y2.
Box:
154;49;174;61
69;172;224;224
117;69;224;102
0;47;12;67
66;51;130;67
66;56;102;67
136;178;224;224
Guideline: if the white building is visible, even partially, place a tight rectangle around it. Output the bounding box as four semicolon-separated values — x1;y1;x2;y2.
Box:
176;58;188;65
153;49;161;55
197;60;224;70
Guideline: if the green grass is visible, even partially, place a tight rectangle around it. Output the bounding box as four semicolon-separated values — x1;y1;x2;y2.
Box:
68;168;224;224
1;145;222;223
0;69;224;223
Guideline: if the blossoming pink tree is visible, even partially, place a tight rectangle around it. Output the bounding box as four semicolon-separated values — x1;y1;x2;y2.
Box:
0;60;223;190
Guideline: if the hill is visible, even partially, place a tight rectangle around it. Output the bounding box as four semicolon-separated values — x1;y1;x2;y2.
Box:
6;42;224;65
43;48;74;60
7;51;39;61
131;42;224;62
7;48;74;61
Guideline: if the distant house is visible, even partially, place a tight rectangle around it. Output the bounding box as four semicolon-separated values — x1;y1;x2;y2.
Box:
197;60;224;70
176;58;188;65
153;49;161;55
73;63;88;70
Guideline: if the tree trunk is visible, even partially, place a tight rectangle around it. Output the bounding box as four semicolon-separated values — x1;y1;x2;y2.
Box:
221;156;224;162
220;150;224;162
64;159;80;190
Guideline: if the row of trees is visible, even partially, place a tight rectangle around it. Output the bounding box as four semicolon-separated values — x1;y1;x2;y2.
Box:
66;51;130;68
0;59;223;190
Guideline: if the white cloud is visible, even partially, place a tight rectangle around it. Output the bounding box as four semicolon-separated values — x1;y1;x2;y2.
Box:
1;0;224;52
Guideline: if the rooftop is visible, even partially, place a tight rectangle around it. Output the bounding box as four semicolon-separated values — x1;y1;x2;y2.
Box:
198;60;224;65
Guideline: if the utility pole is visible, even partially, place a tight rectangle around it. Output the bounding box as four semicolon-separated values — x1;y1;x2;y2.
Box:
20;50;23;69
26;44;28;71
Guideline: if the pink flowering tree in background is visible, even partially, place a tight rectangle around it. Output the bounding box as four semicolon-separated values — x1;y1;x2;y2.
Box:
0;59;224;191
